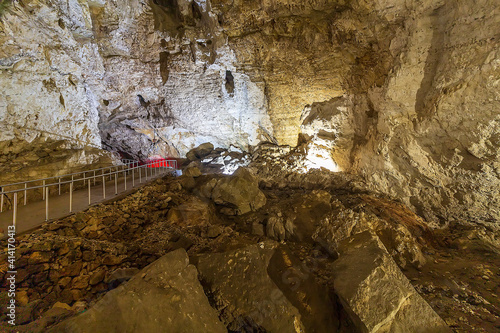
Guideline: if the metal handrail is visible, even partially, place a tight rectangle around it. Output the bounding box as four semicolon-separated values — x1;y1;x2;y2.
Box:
0;159;178;192
1;159;178;226
1;161;138;188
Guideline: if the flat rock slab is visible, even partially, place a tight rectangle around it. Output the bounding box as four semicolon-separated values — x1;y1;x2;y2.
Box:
48;249;226;333
332;231;451;333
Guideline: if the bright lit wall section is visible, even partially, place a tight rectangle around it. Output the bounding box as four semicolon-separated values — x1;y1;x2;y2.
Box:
303;139;340;172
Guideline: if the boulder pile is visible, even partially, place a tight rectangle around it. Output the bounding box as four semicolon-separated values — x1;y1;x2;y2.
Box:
1;162;497;332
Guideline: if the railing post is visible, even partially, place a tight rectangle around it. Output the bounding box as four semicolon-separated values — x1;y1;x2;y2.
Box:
69;182;73;213
88;177;91;205
43;180;46;200
58;178;61;195
132;164;135;187
115;173;118;195
139;164;142;183
102;170;106;199
45;187;49;221
1;187;4;213
93;170;96;185
124;168;127;191
24;183;27;205
12;193;17;227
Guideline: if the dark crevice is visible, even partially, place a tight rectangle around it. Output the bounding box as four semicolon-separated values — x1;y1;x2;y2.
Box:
225;70;235;96
137;95;150;108
159;52;170;84
415;5;447;120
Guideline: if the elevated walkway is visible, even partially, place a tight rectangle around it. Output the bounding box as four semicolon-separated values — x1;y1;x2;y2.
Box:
0;160;178;236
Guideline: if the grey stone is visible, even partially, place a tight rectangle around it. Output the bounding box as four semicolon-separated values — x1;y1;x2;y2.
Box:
48;249;226;333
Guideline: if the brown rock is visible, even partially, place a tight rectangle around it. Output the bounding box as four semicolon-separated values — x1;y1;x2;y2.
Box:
59;289;74;305
49;249;226;333
183;164;202;178
186;142;214;161
58;277;72;288
266;216;286;241
16;290;29;306
332;231;450;333
89;269;106;286
57;243;71;256
71;301;87;313
166;197;214;226
195;242;338;332
28;251;53;264
60;262;83;277
33;271;49;285
52;302;72;311
32;241;53;252
82;251;96;262
102;255;123;266
211;167;266;215
72;275;90;289
71;289;83;301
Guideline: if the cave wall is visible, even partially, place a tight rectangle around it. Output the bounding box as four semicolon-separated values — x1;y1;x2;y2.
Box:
351;0;500;225
1;0;499;225
0;0;274;161
209;0;500;225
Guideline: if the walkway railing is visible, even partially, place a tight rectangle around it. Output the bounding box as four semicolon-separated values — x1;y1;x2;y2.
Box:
0;159;178;227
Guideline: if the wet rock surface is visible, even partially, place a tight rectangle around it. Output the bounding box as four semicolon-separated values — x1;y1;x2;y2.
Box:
0;168;498;332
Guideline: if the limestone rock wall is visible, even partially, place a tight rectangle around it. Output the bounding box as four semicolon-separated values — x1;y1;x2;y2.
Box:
347;0;500;225
211;0;500;224
1;0;498;225
1;0;275;162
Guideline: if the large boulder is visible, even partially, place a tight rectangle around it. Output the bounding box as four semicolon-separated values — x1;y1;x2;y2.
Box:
332;231;450;333
211;167;266;215
183;161;202;177
195;241;339;332
186;142;214;161
313;199;427;268
166;196;216;226
48;249;226;333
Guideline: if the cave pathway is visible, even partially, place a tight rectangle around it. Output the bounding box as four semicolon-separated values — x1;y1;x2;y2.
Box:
0;170;169;237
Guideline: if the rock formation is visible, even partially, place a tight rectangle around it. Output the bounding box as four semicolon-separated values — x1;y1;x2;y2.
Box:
1;168;499;332
1;1;500;330
332;231;450;333
48;249;226;333
2;0;498;224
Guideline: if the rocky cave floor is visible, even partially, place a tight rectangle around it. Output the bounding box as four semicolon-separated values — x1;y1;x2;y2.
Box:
0;160;499;332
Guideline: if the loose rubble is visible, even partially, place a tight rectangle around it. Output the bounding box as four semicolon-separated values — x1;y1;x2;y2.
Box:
1;149;499;332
